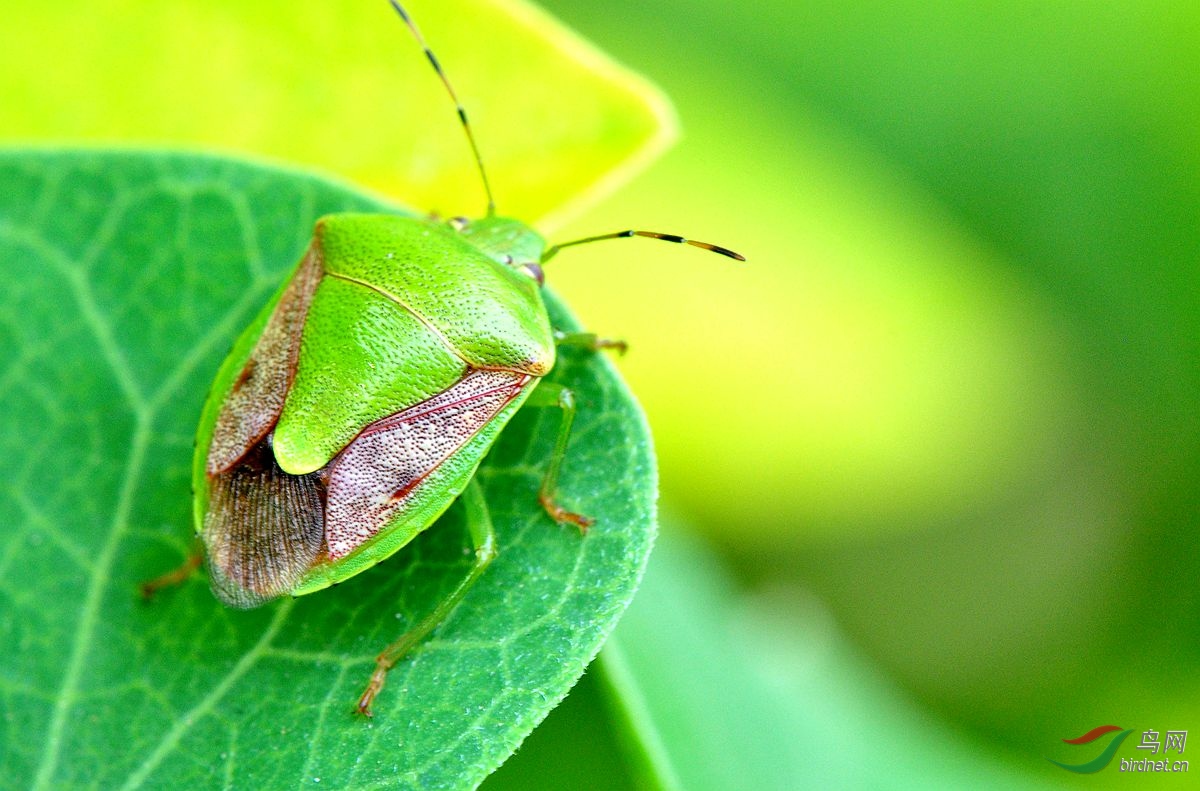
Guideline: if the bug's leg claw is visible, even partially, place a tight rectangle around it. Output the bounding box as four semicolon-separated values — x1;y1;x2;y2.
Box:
539;493;594;534
591;337;627;355
138;552;203;601
356;665;389;718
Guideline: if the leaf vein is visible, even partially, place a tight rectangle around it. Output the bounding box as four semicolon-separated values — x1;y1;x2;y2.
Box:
117;599;294;791
32;419;151;791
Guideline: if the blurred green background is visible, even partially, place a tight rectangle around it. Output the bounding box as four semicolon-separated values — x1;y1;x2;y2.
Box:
539;1;1200;786
6;0;1198;787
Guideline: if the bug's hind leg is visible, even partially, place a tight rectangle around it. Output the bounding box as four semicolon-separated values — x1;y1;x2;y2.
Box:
524;381;593;532
554;329;627;356
356;478;497;718
139;544;203;600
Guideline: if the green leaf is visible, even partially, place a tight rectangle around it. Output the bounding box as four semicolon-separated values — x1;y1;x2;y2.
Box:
0;150;656;789
1;0;676;230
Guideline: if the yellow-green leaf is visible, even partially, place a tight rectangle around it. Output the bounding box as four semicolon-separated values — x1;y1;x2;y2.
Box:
1;0;675;228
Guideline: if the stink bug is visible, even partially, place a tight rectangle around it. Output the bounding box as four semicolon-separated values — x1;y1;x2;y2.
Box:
143;0;742;717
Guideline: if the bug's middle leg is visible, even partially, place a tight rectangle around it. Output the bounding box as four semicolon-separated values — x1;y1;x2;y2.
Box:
356;478;497;718
524;381;593;532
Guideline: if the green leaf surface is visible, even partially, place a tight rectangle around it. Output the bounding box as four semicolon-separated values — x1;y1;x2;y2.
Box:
0;150;656;790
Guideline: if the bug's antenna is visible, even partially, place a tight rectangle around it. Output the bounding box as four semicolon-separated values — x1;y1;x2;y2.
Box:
542;230;745;263
388;0;497;217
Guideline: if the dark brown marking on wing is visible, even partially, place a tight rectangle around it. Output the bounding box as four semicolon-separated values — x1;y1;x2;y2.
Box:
207;245;324;475
203;433;326;608
324;369;530;560
232;357;258;393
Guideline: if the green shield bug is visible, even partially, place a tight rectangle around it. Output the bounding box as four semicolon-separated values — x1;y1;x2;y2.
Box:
143;0;742;717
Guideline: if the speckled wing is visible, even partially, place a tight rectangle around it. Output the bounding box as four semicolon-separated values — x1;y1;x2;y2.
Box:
324;369;530;560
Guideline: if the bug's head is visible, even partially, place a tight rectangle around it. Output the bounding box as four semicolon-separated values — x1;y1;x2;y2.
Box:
455;216;547;286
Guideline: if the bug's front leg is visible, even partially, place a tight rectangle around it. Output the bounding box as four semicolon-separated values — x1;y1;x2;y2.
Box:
524;381;593;532
356;478;497;718
553;329;627;356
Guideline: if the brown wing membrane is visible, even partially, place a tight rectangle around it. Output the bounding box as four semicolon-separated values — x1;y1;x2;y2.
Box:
207;246;323;475
325;369;529;560
203;434;325;608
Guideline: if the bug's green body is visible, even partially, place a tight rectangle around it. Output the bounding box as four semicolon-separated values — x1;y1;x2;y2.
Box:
276;215;553;473
193;213;553;606
152;0;742;717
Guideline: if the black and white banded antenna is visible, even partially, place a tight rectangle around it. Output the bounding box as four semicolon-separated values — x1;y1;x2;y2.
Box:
542;230;745;263
388;0;497;217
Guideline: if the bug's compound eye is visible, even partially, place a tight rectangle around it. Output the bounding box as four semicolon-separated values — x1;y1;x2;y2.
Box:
519;262;545;286
448;216;471;232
